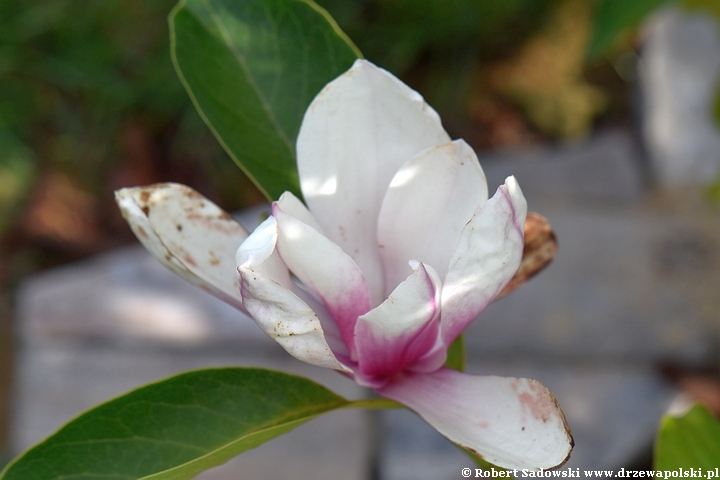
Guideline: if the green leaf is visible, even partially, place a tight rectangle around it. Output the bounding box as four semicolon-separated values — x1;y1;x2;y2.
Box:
587;0;672;60
170;0;361;201
0;368;349;480
444;334;465;372
0;119;35;235
654;403;720;469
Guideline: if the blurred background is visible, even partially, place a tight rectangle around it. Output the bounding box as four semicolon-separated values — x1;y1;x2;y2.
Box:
1;0;720;475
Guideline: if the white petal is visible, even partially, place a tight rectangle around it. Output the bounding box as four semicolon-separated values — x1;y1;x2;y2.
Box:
273;201;372;358
290;281;350;362
276;191;325;234
297;59;451;305
237;217;351;372
440;176;527;346
377;140;488;294
115;183;248;311
378;369;573;470
235;216;291;289
354;261;441;381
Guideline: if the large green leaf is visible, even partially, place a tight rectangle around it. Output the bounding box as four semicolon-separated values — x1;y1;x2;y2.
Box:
587;0;672;60
170;0;361;201
0;368;349;480
654;403;720;469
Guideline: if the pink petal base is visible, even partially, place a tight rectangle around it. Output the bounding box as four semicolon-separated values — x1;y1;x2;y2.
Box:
354;262;440;382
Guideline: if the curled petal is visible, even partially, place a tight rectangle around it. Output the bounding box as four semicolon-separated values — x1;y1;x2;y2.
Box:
378;369;573;470
237;217;350;372
272;201;372;357
235;217;291;289
297;59;451;305
378;140;488;294
354;261;441;384
440;176;527;346
115;183;248;311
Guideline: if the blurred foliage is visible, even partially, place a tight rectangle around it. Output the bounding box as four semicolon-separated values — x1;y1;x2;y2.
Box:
0;0;182;184
654;403;720;469
4;0;712;260
317;0;558;74
587;0;670;60
682;0;720;18
482;0;608;139
0;0;260;264
0;120;35;236
317;0;631;145
317;0;566;145
588;0;720;59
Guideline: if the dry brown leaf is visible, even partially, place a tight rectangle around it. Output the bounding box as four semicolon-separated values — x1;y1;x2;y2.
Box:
495;212;557;301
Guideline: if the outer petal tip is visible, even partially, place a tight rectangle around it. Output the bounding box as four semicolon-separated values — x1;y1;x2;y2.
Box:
115;183;249;311
114;186;150;231
439;174;528;345
236;216;278;268
378;370;573;470
501;175;527;228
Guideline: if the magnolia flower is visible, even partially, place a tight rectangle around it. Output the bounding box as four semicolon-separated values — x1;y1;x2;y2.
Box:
116;60;572;470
